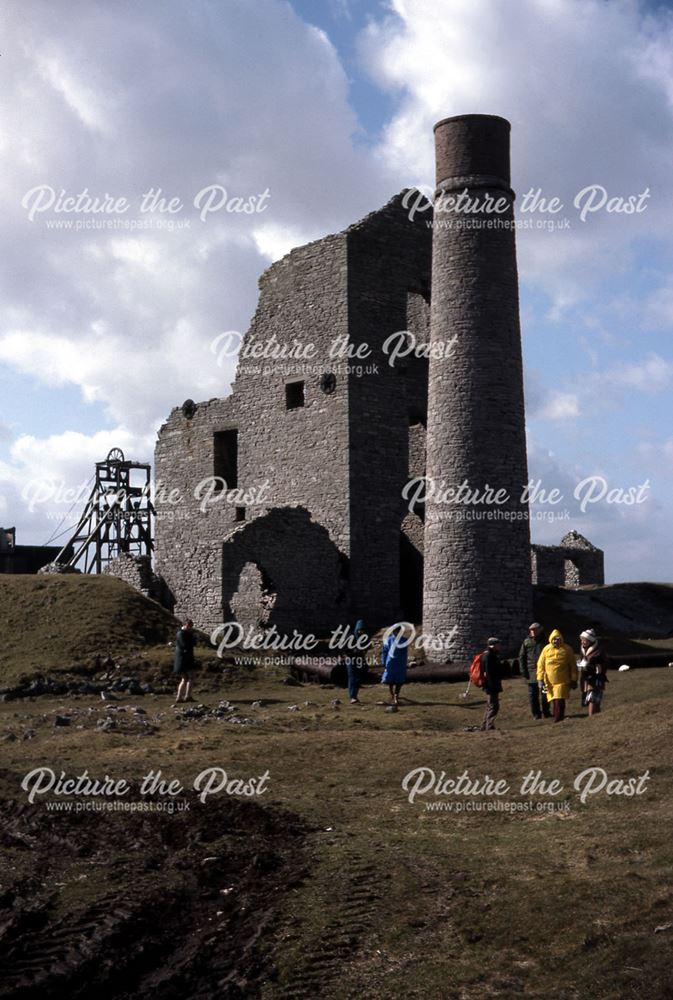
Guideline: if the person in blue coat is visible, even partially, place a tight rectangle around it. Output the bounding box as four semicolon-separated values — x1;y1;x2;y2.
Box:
345;618;368;704
381;624;408;706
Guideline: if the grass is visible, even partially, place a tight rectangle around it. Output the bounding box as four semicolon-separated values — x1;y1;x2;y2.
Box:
0;574;180;685
2;663;673;998
1;573;673;996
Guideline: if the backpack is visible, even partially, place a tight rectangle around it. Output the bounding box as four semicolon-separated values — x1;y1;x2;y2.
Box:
469;651;485;688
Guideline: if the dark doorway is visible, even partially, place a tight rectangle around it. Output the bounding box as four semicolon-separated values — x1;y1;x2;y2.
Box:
400;531;423;624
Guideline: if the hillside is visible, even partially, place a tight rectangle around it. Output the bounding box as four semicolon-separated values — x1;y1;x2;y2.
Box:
0;574;180;684
533;582;673;662
1;577;672;689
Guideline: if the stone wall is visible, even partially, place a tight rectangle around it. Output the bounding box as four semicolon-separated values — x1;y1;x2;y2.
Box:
155;194;433;636
154;120;538;654
103;554;174;609
531;531;605;587
346;196;431;625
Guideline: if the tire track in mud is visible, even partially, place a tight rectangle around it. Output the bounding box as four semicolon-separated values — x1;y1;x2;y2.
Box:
277;849;383;999
0;792;306;999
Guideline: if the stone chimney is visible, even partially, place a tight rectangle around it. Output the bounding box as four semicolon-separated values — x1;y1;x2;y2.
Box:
422;114;532;658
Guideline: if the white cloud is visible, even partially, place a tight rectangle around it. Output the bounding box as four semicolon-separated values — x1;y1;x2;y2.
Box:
0;426;155;546
359;0;673;311
252;223;315;263
538;392;580;421
597;353;673;392
0;0;387;439
525;371;580;421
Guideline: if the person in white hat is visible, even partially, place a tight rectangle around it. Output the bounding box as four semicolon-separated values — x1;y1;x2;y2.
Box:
579;628;608;716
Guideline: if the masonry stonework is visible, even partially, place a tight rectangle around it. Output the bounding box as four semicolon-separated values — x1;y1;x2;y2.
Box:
155;115;540;658
155;194;431;636
422;115;532;657
531;531;605;588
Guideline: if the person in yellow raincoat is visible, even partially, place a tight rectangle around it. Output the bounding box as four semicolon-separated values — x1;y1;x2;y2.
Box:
536;628;577;723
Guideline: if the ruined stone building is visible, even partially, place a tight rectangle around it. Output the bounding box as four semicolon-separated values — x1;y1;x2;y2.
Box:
531;530;605;588
155;191;432;638
155;115;535;659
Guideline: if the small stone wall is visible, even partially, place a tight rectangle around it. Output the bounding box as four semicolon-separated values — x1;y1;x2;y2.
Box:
531;531;605;588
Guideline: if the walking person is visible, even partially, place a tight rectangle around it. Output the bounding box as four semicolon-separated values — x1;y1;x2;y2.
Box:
519;622;550;719
381;624;408;706
173;619;197;704
536;629;577;723
579;628;608;716
479;637;503;731
346;618;368;704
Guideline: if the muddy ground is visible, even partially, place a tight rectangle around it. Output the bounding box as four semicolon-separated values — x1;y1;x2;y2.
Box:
2;575;673;998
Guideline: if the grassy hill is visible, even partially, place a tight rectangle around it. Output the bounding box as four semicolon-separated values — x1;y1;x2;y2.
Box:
0;574;180;685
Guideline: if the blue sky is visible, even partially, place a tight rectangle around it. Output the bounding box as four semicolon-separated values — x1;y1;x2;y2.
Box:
0;0;671;581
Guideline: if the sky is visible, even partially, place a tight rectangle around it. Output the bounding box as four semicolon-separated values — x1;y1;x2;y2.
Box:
0;0;671;582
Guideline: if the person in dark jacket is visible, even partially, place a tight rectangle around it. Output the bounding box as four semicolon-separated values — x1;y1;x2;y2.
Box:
519;622;550;719
173;619;197;704
345;618;368;704
479;637;503;731
579;628;608;716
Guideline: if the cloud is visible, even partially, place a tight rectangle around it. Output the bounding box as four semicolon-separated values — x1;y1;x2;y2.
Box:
595;353;673;392
526;353;672;427
538;392;580;421
0;0;388;438
359;0;673;310
0;426;155;545
525;371;580;421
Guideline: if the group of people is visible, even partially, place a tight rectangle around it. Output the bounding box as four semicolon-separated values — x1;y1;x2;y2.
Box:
172;616;609;727
346;620;407;706
518;622;608;722
476;622;608;731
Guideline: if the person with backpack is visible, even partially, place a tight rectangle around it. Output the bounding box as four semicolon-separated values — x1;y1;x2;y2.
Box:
536;628;577;723
578;628;608;716
519;622;550;720
479;637;503;731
